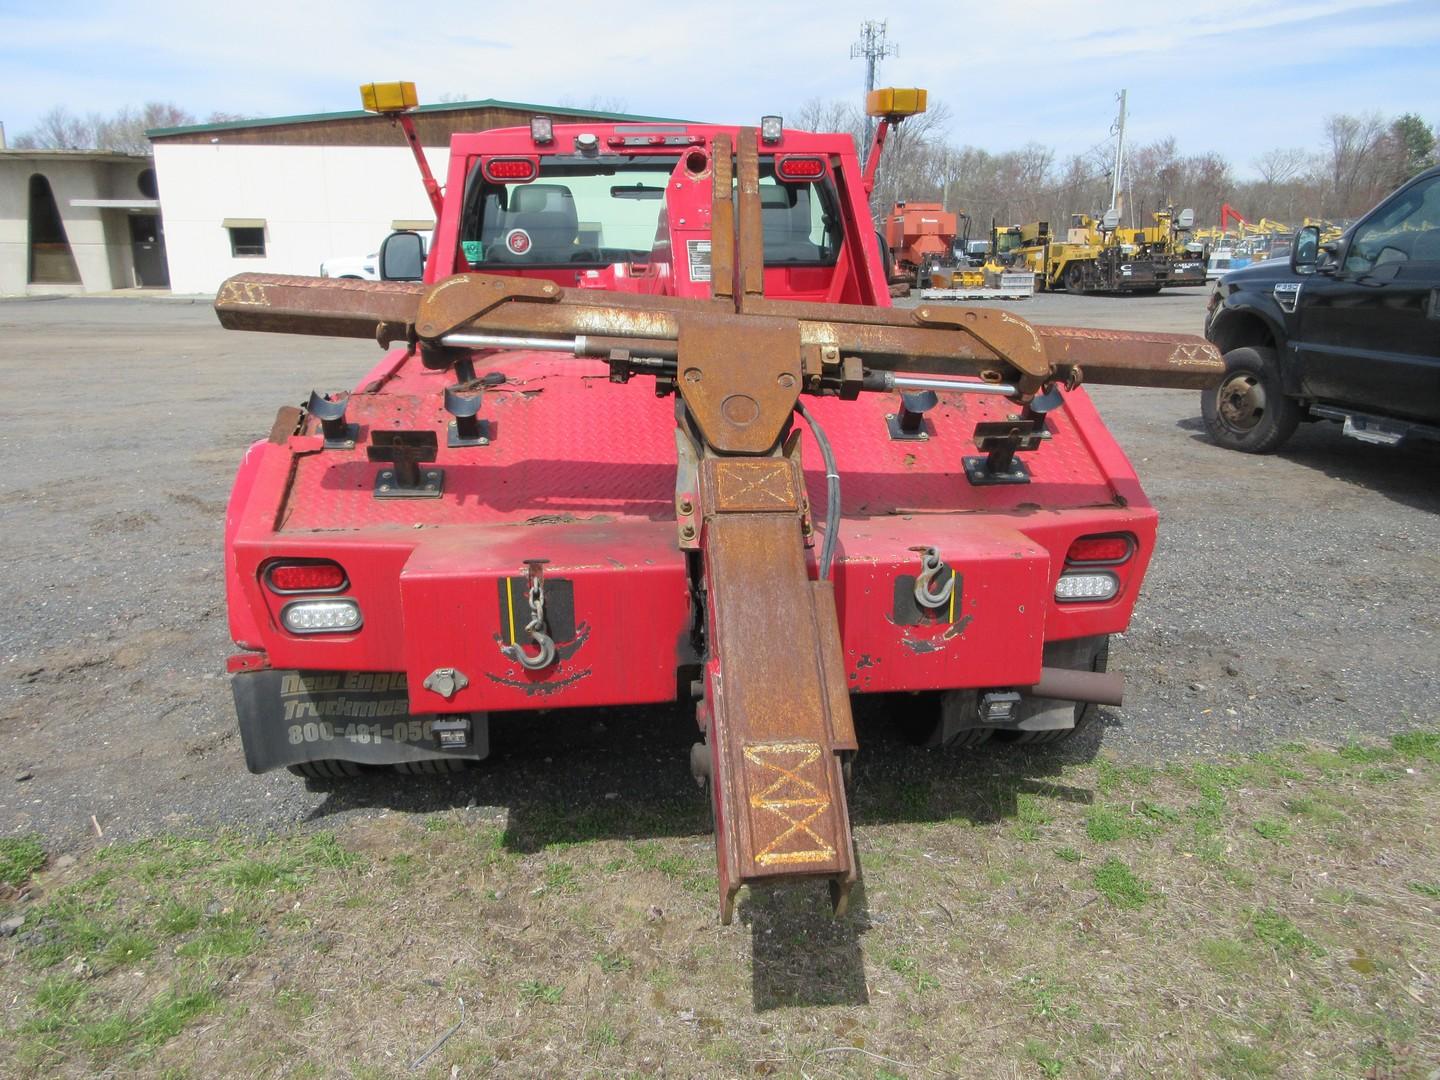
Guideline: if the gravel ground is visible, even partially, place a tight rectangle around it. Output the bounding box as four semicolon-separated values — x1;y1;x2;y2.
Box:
1;291;1436;851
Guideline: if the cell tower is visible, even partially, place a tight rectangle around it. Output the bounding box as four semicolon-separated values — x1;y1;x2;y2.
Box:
851;19;898;163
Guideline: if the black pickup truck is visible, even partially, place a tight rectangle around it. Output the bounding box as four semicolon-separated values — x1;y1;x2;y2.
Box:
1202;165;1440;452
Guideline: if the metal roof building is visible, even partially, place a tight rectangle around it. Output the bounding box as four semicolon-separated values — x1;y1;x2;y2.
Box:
148;97;677;294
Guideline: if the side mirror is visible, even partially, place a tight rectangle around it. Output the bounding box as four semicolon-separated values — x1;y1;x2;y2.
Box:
380;230;425;281
1290;225;1320;274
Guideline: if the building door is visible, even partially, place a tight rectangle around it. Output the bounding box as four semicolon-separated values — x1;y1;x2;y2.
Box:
129;214;170;288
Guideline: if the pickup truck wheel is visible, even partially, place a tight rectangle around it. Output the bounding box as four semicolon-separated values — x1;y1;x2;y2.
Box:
1201;346;1300;453
288;760;361;779
1063;263;1087;294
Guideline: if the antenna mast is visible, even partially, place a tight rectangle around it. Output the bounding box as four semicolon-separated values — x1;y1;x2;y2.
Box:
851;20;898;166
1109;89;1127;216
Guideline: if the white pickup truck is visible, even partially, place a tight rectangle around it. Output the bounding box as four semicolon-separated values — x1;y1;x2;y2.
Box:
320;233;430;280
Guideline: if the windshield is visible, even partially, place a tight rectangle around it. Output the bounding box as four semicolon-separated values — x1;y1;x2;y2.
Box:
995;230;1022;254
460;155;842;268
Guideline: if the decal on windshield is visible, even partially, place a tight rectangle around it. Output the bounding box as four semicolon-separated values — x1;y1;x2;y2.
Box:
505;228;532;256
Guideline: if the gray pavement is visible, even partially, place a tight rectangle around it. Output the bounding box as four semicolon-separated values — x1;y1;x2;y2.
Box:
1;292;1436;850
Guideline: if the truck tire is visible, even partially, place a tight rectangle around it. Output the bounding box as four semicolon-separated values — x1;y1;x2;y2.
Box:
995;637;1110;746
288;760;361;779
392;758;472;775
1201;346;1300;453
1063;262;1087;294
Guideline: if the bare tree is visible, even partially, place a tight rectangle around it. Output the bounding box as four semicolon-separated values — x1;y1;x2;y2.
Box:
1254;147;1309;186
11;101;220;153
1323;112;1387;214
12;106;93;150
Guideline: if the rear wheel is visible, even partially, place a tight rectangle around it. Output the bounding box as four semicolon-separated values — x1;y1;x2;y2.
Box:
1201;345;1301;453
994;637;1110;746
287;760;361;779
1063;262;1087;294
392;758;473;775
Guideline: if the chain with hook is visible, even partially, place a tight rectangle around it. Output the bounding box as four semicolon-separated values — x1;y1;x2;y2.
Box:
909;545;955;610
501;561;557;670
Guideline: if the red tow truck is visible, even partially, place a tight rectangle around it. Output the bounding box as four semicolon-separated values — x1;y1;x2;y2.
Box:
217;83;1223;921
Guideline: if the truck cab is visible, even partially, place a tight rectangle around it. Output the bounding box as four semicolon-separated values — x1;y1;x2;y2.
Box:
1203;164;1440;452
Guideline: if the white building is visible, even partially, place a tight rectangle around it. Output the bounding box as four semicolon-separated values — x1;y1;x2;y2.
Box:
149;98;678;296
0;149;165;294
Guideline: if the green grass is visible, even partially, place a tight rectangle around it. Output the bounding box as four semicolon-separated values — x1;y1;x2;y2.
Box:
1093;857;1152;909
0;835;46;887
2;735;1436;1077
1085;805;1157;843
1249;908;1323;958
517;979;563;1005
886;950;941;992
1252;818;1291;841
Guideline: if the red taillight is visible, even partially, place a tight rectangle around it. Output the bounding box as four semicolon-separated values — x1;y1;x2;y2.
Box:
484;157;537;181
1066;534;1134;565
776;156;826;180
266;561;347;593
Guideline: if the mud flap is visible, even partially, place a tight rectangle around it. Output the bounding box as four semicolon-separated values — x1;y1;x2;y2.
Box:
232;669;488;773
697;457;858;924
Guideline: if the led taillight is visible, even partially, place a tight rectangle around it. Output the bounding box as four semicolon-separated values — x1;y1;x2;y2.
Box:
484;157;537;181
281;599;362;634
776;156;825;180
1055;572;1119;603
1066;534;1134;565
266;561;347;593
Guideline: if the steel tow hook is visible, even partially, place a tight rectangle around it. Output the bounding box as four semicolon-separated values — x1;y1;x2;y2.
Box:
501;560;557;671
910;545;955;609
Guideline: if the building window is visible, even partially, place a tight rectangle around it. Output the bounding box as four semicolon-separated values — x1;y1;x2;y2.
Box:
228;226;266;257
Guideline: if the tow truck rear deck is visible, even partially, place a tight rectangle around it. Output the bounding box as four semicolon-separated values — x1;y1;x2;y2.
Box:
218;84;1224;921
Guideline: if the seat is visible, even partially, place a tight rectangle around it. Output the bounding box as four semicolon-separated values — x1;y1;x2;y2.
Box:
760;184;820;263
496;183;579;262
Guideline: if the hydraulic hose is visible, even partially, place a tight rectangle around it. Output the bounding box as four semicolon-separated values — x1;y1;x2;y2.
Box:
794;400;840;581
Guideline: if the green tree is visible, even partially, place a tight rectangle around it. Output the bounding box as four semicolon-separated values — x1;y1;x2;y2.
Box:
1387;113;1436;185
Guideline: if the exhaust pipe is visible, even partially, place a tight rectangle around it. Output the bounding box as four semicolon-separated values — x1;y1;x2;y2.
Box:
1026;666;1124;707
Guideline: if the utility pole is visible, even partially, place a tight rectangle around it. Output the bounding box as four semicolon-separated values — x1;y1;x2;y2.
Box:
851;20;898;166
1109;89;1127;217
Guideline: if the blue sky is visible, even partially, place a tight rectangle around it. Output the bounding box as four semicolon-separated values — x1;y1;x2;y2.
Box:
2;0;1437;177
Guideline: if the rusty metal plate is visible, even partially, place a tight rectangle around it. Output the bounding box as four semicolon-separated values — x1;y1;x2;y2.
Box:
703;511;853;888
415;272;563;340
704;458;799;513
911;303;1050;389
710;134;735;303
215;273;424;340
676;313;800;455
1039;326;1226;388
735;127;764;302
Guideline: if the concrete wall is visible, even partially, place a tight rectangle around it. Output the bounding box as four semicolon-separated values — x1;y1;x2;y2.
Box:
0;156;153;294
153;143;449;295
